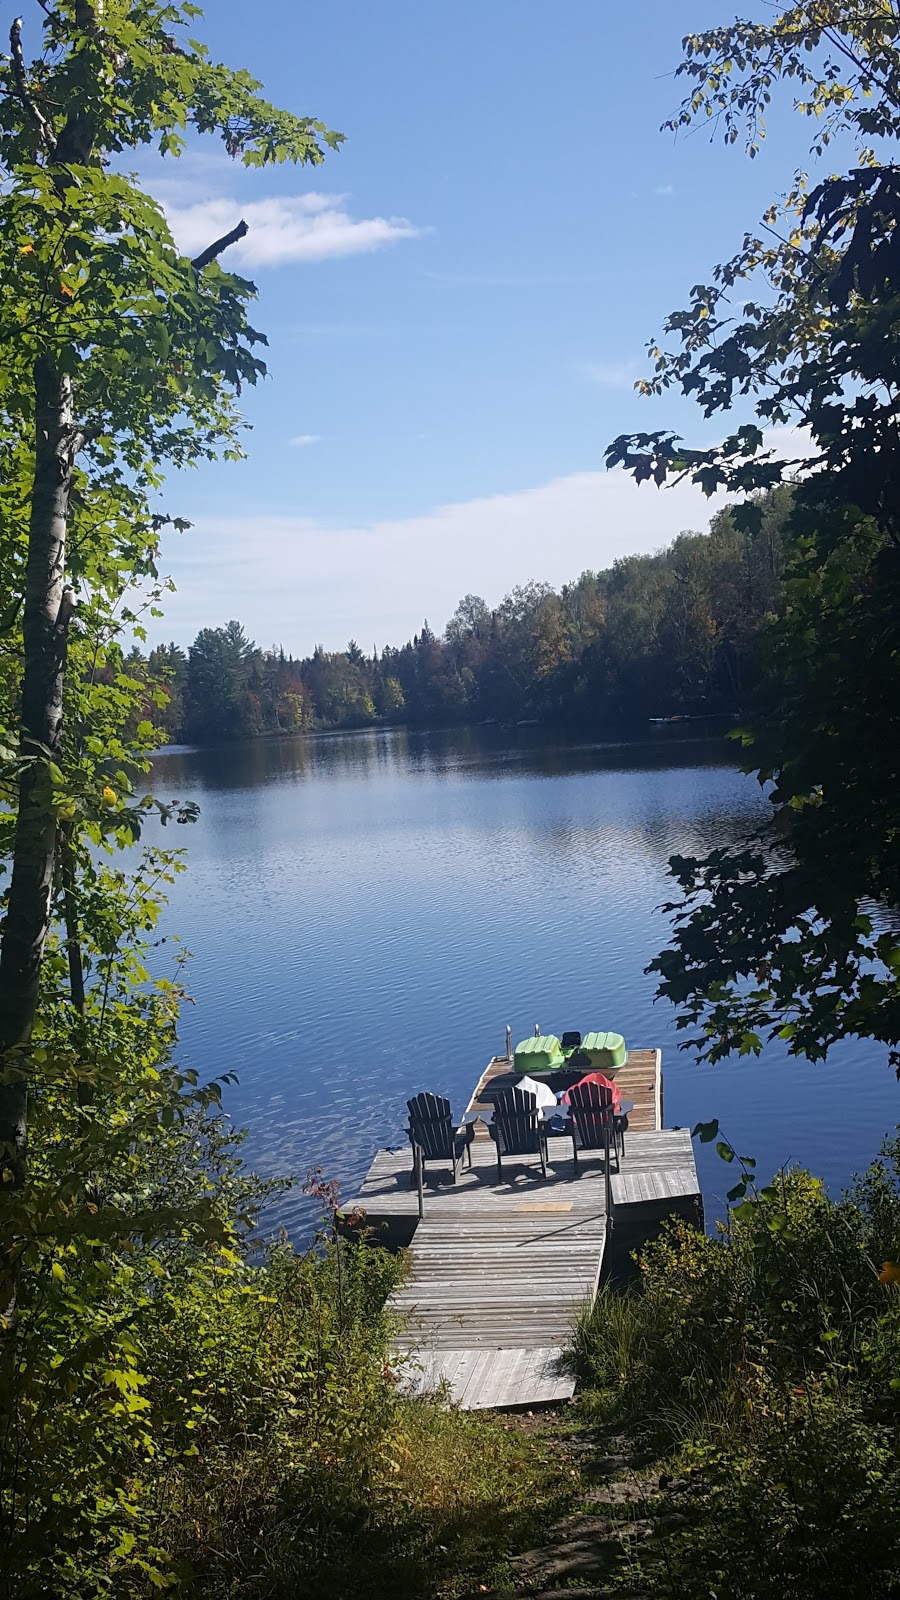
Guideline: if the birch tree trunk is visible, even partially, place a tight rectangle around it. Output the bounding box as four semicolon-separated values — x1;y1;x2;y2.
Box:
0;355;76;1355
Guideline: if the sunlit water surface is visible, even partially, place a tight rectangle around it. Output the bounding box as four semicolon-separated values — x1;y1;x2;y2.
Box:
147;727;900;1234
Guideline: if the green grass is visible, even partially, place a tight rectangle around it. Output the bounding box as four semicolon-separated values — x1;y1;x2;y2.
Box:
166;1396;579;1599
271;1401;575;1600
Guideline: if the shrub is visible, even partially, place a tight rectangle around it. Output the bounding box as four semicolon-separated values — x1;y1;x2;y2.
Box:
575;1143;900;1598
145;1236;407;1595
656;1392;900;1600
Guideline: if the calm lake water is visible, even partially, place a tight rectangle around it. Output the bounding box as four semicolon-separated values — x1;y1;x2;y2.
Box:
149;727;900;1234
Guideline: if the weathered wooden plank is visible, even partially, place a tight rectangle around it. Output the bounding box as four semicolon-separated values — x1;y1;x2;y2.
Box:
470;1350;511;1410
463;1351;506;1407
395;1345;576;1409
450;1351;485;1408
521;1347;575;1405
396;1292;599;1310
396;1288;597;1301
398;1302;596;1315
396;1306;590;1319
502;1346;529;1406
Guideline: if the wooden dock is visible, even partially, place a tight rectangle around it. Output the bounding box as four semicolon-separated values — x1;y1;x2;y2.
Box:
352;1048;700;1411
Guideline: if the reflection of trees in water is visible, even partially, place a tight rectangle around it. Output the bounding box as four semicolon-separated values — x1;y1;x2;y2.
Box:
152;725;402;792
151;724;743;795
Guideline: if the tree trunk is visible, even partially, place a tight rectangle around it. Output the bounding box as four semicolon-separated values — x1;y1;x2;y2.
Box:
59;823;91;1108
0;355;75;1357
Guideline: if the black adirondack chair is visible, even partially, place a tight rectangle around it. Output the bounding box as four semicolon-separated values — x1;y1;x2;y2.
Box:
488;1086;548;1179
567;1080;622;1174
406;1093;473;1186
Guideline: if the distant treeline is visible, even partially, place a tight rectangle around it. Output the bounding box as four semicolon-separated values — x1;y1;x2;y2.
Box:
131;491;789;743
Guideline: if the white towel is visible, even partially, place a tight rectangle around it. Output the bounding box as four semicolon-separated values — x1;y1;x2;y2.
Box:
516;1074;557;1108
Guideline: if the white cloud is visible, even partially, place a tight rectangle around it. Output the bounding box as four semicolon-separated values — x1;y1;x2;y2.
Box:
164;192;423;267
288;434;321;447
158;466;735;653
155;427;816;653
582;360;639;389
654;183;674;197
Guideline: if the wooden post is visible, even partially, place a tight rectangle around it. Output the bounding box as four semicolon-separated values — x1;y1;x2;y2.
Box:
604;1116;613;1226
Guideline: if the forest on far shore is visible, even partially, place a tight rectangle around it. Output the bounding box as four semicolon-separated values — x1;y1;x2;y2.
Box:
134;489;790;743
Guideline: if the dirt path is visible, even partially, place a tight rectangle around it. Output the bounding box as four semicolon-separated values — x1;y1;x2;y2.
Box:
468;1411;685;1600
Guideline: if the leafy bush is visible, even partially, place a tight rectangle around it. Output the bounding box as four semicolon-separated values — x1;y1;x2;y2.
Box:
145;1235;406;1595
658;1393;900;1600
574;1143;900;1598
1;1038;406;1598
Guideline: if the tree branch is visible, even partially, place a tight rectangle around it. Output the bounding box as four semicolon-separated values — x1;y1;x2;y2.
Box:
9;17;56;152
191;219;249;271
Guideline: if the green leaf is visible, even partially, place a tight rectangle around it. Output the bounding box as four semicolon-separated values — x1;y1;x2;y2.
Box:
692;1119;720;1143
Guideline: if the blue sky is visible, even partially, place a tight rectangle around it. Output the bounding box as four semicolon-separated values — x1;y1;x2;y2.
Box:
151;1;807;652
